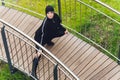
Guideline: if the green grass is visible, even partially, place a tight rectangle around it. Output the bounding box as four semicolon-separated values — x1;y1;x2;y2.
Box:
0;61;31;80
81;0;120;21
101;0;120;12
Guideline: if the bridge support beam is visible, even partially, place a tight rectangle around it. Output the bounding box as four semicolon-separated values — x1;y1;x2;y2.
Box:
54;64;58;80
1;0;5;6
58;0;62;19
1;25;16;74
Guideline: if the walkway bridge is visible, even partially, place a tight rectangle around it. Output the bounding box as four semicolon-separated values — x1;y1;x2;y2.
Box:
0;0;120;80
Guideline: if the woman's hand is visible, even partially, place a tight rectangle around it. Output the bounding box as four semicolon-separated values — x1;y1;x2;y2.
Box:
65;30;68;34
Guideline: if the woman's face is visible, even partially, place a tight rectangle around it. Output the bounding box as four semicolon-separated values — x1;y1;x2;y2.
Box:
47;11;54;19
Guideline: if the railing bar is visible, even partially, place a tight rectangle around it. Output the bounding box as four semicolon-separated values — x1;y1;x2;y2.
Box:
64;0;67;24
74;0;77;29
59;68;61;80
95;0;120;16
48;60;50;80
37;56;40;79
25;42;30;73
79;3;82;33
13;42;26;70
69;0;72;18
37;55;72;79
90;4;93;39
42;56;45;80
23;53;36;74
4;31;26;57
12;43;26;63
13;34;20;66
58;67;72;80
18;46;34;69
85;5;87;33
6;31;14;64
22;48;32;71
20;42;26;70
37;59;53;78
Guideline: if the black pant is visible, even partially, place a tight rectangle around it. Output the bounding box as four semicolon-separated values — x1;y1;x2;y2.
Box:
35;32;65;51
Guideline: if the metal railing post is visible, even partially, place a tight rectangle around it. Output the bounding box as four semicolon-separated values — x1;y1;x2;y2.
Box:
1;25;16;74
58;0;62;19
1;0;5;6
54;64;58;80
118;45;120;65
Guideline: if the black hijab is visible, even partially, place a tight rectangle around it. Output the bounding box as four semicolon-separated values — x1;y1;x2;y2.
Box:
45;5;54;14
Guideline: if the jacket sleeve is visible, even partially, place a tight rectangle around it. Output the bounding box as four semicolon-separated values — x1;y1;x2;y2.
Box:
58;24;66;32
54;13;62;23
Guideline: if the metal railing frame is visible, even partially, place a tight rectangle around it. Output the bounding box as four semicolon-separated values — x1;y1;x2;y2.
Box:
1;25;15;74
77;0;120;63
95;0;120;16
58;0;62;19
0;1;120;79
0;19;80;80
5;28;73;80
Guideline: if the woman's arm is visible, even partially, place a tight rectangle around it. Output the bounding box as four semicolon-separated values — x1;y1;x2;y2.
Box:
54;13;62;23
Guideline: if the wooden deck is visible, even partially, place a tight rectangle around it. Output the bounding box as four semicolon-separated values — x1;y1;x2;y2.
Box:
0;6;120;80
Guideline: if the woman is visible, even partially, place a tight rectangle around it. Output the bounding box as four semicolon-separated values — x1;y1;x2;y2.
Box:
31;5;68;79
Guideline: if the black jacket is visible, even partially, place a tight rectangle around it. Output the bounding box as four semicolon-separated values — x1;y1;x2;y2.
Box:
34;13;66;45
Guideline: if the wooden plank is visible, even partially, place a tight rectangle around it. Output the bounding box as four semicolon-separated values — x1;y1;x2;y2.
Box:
23;17;39;34
55;36;78;58
17;15;32;30
1;9;18;22
28;20;42;37
65;43;91;68
50;34;72;53
78;52;104;76
86;58;114;80
60;39;82;62
79;55;109;80
0;7;9;18
109;71;120;80
63;41;86;63
9;11;23;25
52;34;73;52
13;13;27;27
89;61;118;80
70;46;96;69
100;66;120;80
73;49;100;75
0;6;5;14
